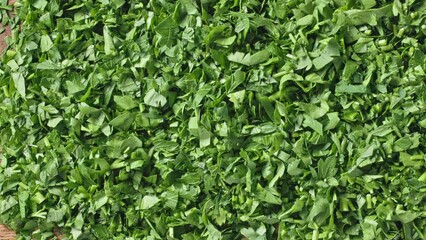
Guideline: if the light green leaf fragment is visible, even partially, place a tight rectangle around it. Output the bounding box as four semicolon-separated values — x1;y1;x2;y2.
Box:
41;35;53;52
325;112;340;130
7;60;19;71
419;119;426;128
101;125;112;136
36;60;61;70
189;117;198;130
247;49;271;65
336;83;367;94
256;184;282;205
75;213;84;229
393;137;413;152
297;15;314;26
215;35;236;46
228;49;270;66
140;195;160;210
346;10;378;26
313;54;334;69
94;195;108;210
155;16;178;36
110;112;135;131
206;222;222;240
18;191;29;218
112;0;125;8
162;191;178;209
47;209;64;223
370;124;393;137
344;4;392;26
307;197;329;222
12;73;26;98
0;197;18;214
47;117;63;128
318;156;337;178
66;80;86;94
111;159;126;169
71;229;82;239
79;103;100;116
144;89;167;107
356;144;378;167
33;0;48;10
103;26;116;55
180;0;199;15
153;140;179;152
205;26;227;47
228;90;246;108
114;95;138;110
343;61;359;80
359;145;376;159
67;3;85;10
299;101;329;119
393;211;420;224
268;162;285;188
121;135;142;150
199;128;211;148
193;84;211;107
362;0;376;9
303;115;323;135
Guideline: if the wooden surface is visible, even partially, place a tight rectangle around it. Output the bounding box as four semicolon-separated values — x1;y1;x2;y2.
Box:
1;0;13;230
0;0;63;240
0;222;15;240
0;2;15;237
1;3;63;239
0;0;15;54
1;2;17;238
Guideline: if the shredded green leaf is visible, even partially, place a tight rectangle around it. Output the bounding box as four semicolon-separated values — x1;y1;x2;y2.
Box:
1;0;426;239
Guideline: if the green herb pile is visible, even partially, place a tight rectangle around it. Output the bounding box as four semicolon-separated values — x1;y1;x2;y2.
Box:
1;0;426;239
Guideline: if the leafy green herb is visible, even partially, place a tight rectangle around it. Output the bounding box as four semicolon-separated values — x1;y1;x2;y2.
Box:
1;0;426;239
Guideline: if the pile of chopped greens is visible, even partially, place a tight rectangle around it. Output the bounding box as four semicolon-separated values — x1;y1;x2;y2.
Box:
1;0;426;239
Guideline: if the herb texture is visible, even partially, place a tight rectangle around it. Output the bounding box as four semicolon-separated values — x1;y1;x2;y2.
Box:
1;0;426;239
